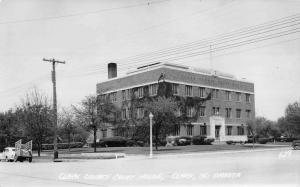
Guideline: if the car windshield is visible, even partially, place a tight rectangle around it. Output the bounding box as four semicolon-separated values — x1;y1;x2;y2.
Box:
12;148;16;151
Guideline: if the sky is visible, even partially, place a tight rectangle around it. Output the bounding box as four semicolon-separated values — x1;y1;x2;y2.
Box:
0;0;299;121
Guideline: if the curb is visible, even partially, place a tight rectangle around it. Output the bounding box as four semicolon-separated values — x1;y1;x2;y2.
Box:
125;146;292;159
59;153;126;160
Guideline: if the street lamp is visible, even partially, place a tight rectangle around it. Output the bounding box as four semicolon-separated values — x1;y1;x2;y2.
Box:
149;112;153;158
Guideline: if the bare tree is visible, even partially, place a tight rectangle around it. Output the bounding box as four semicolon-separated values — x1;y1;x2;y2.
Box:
73;95;117;152
17;88;53;156
58;108;77;151
278;101;300;138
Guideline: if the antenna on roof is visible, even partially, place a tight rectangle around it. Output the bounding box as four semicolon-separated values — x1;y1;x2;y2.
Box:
209;44;216;76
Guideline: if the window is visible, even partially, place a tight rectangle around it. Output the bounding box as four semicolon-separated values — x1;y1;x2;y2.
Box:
198;87;205;98
102;129;107;138
174;125;180;136
149;84;158;96
127;108;132;119
172;84;179;95
122;90;131;101
236;109;241;118
121;108;131;120
187;125;194;136
199;106;205;117
136;107;144;119
246;94;251;103
185;85;193;97
237;126;245;135
225;91;231;101
226;126;232;136
212;89;219;99
126;89;131;100
236;92;241;102
121;109;127;120
212;107;220;115
225;108;232;118
186;106;194;117
135;87;144;98
200;124;207;135
122;90;126;101
246;110;251;118
109;92;117;103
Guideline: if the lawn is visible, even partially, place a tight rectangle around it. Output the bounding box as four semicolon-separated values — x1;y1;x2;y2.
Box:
38;143;290;157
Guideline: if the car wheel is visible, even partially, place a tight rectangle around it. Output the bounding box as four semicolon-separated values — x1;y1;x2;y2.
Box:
14;155;19;162
28;157;32;163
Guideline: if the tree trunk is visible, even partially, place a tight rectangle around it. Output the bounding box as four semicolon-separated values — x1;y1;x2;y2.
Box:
93;126;97;152
37;142;41;157
155;126;158;151
68;133;71;152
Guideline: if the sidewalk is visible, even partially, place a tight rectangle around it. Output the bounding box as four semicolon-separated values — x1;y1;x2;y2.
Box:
125;145;292;160
32;152;126;162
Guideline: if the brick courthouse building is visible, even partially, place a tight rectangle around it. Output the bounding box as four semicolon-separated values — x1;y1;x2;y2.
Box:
96;62;255;142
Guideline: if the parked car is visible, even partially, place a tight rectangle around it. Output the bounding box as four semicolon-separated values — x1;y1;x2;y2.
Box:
279;136;288;142
1;147;16;162
292;140;300;150
174;136;192;146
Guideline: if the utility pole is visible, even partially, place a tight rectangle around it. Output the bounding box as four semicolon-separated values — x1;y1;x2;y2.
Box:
43;58;65;160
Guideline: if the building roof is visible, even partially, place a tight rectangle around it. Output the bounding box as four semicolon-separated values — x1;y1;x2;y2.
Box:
97;62;254;94
127;62;238;79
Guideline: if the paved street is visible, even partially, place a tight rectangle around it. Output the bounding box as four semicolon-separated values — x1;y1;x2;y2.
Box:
0;148;299;187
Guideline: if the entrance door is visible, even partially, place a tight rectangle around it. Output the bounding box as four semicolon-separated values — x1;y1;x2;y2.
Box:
215;126;221;140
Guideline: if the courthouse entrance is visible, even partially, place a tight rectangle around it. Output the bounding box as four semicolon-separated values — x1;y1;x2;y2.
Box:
215;125;221;140
209;116;225;141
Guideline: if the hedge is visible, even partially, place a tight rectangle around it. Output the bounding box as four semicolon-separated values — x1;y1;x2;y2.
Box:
42;142;84;150
258;138;269;144
192;136;206;145
98;136;127;147
192;136;215;145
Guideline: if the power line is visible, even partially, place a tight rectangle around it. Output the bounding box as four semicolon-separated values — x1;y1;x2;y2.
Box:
2;32;299;94
0;0;169;25
64;13;300;71
113;13;300;63
160;29;300;62
114;21;300;65
0;75;49;95
51;14;299;76
78;0;238;50
63;34;300;79
60;19;300;77
183;36;300;64
114;13;300;62
1;15;299;96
